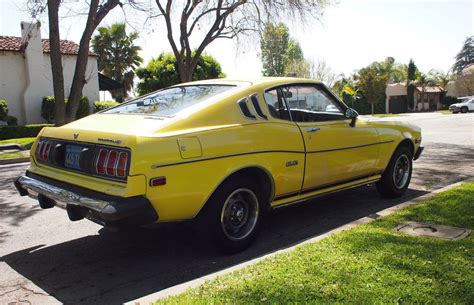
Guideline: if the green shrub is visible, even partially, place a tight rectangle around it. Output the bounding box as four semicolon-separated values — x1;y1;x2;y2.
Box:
41;96;56;123
0;124;53;140
440;96;458;108
94;100;120;112
343;96;385;115
0;98;8;121
76;96;90;119
6;115;18;126
41;96;91;123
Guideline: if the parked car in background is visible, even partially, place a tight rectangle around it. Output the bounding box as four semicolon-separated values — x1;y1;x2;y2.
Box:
15;77;423;252
449;97;474;113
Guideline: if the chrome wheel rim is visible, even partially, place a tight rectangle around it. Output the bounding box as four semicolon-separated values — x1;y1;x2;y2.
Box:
393;154;410;189
220;188;259;241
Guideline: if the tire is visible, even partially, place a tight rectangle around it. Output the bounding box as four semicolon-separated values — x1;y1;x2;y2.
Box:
461;107;468;113
376;145;413;198
201;176;265;253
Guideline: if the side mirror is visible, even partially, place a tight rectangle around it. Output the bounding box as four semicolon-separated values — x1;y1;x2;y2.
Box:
345;108;359;127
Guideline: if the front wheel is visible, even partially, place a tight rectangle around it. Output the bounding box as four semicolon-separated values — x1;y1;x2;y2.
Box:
461;107;468;113
202;178;264;253
376;146;413;198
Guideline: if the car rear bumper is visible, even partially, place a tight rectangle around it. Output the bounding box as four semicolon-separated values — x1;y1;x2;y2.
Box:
15;173;158;227
413;145;424;161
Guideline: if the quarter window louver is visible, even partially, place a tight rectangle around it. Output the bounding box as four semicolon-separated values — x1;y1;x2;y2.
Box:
250;94;268;120
238;98;256;119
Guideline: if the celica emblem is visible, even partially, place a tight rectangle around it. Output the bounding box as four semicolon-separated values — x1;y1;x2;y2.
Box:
286;160;298;167
98;138;122;145
73;133;79;139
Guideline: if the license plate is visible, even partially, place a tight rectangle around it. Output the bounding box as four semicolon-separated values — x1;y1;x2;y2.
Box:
64;145;82;170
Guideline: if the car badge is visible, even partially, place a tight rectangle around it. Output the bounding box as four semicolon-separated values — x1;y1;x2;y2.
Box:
74;133;79;139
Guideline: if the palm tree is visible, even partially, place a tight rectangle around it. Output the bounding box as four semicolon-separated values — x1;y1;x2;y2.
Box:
92;23;143;102
414;72;436;110
428;69;451;90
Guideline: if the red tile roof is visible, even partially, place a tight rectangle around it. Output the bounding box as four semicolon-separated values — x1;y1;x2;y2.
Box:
0;35;94;56
416;86;445;93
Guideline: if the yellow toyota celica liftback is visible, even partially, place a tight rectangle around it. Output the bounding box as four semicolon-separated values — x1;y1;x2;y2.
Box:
16;78;423;252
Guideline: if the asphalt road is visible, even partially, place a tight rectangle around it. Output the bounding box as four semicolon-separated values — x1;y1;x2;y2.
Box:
1;113;473;304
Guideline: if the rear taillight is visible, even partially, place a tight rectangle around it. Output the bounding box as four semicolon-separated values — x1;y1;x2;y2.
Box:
116;152;128;177
36;140;52;162
106;151;118;176
95;148;129;178
43;142;51;161
96;149;108;174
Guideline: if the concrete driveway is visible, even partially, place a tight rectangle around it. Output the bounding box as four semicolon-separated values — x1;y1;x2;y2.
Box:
0;112;473;304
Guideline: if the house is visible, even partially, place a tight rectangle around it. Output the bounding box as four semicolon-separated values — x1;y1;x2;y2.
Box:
385;83;446;113
0;22;99;125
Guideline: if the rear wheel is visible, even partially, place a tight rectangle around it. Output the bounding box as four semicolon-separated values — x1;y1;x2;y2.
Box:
376;146;413;198
202;177;264;253
461;107;468;113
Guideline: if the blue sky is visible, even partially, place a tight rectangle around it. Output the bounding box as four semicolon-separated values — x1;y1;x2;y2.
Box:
1;0;472;79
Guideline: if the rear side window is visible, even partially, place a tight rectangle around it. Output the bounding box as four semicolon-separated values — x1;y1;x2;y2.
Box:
103;85;235;117
263;88;291;121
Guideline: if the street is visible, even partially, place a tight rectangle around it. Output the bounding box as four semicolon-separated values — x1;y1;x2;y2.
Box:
1;113;473;304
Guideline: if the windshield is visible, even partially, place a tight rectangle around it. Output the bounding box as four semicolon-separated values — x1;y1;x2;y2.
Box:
103;85;235;117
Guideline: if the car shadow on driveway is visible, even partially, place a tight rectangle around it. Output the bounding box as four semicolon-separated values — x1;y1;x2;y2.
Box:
1;185;429;305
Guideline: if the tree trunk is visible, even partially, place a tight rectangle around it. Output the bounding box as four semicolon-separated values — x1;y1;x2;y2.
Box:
65;0;99;123
48;0;66;126
65;0;120;122
179;65;194;83
371;102;374;115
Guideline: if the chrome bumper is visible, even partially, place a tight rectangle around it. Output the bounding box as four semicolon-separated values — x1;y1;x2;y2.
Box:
15;175;109;212
15;174;158;225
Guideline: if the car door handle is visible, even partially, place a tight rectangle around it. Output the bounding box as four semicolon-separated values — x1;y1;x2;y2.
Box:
306;127;320;133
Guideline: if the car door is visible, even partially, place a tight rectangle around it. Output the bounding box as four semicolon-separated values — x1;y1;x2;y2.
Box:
281;84;380;191
260;88;305;200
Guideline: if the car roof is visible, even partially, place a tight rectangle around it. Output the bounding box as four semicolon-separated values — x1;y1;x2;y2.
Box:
175;77;324;88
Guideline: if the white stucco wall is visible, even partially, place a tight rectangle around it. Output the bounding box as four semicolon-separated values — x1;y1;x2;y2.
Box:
0;22;99;125
0;52;99;125
0;52;26;123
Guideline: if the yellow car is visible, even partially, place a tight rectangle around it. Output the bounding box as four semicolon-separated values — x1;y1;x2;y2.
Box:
15;77;423;252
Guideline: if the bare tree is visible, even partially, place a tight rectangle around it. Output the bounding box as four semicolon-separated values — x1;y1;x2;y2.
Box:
309;59;338;87
154;0;328;83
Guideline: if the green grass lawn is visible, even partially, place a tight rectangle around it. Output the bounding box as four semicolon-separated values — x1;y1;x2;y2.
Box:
160;182;474;304
0;137;35;160
438;110;452;114
370;113;405;117
0;137;36;149
0;151;29;160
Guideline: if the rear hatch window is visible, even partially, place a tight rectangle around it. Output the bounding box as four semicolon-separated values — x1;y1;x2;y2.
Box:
103;85;235;117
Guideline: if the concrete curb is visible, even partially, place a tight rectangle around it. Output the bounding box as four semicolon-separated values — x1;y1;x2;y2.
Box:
125;178;473;305
0;156;30;165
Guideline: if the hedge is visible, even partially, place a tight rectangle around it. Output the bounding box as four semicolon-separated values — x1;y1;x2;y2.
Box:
94;100;120;112
0;124;53;140
440;96;458;108
76;97;90;119
0;98;8;121
41;96;91;123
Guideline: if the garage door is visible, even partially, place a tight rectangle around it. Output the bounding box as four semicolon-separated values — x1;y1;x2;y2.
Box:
389;95;408;113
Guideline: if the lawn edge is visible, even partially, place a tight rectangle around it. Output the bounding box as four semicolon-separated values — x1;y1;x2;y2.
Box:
125;178;474;305
0;156;30;165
